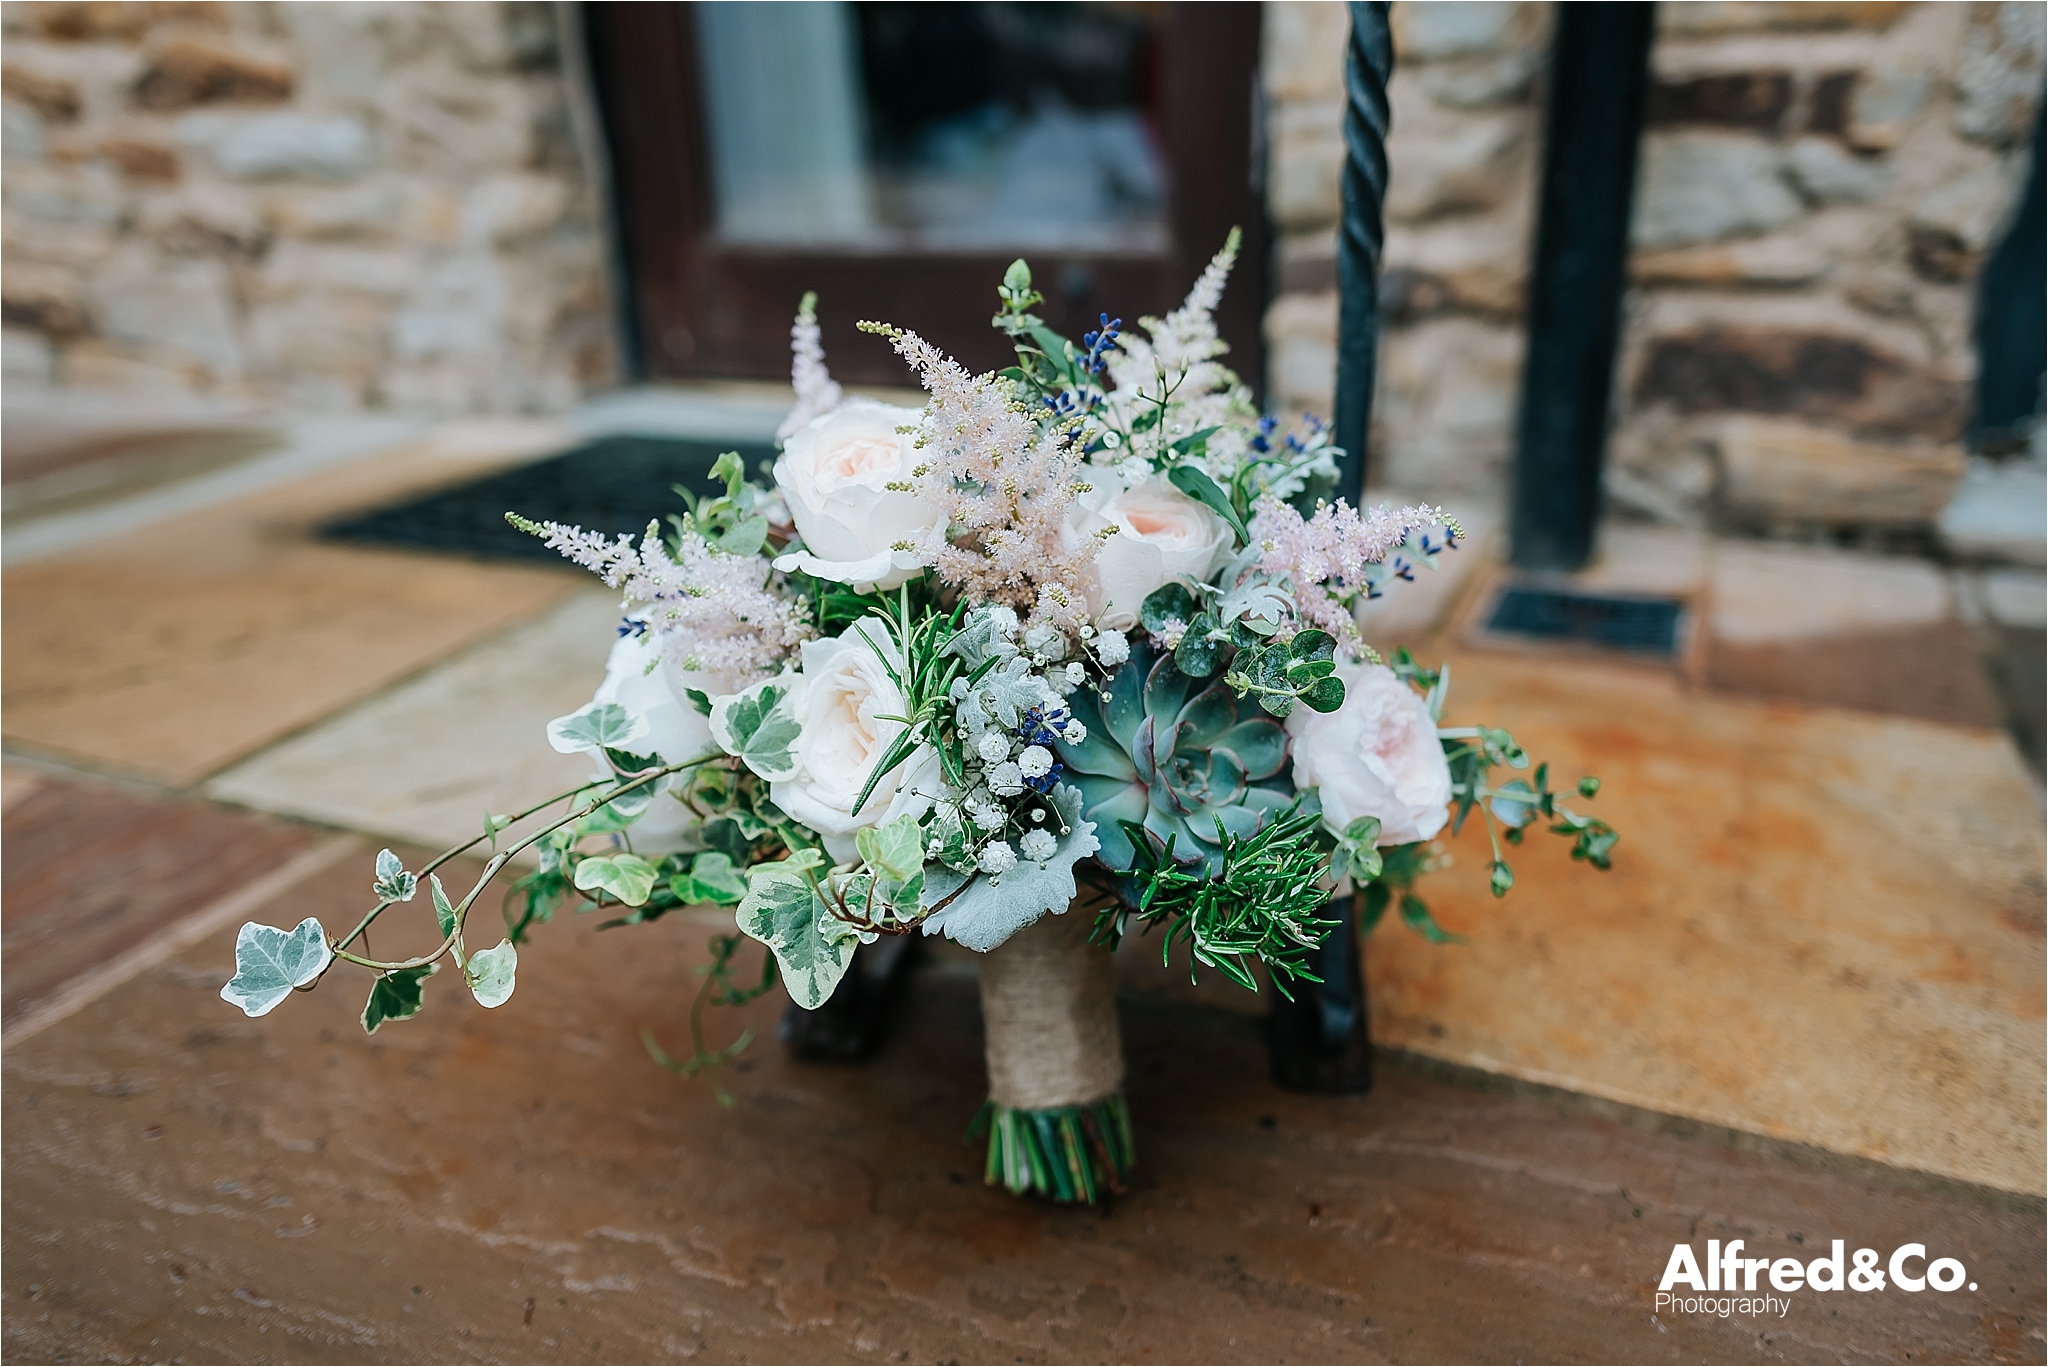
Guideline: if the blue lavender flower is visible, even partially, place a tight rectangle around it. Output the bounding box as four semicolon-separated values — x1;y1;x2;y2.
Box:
1015;705;1069;749
1024;761;1064;794
1080;314;1121;375
1250;414;1278;453
617;616;649;639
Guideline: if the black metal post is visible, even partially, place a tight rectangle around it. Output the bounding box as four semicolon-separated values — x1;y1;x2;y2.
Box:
1970;105;2045;454
1330;0;1393;500
1508;3;1657;572
1270;1;1392;1096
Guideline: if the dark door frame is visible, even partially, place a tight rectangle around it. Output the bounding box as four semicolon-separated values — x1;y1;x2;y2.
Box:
581;1;1270;392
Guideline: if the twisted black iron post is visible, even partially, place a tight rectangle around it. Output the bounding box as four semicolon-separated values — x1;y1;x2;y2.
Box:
1330;0;1394;503
1271;0;1393;1095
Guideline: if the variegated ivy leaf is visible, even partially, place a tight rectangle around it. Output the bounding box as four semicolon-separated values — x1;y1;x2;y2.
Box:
220;918;332;1017
855;814;924;882
671;851;749;906
466;939;517;1007
373;848;418;903
735;851;853;1009
574;852;660;906
546;701;650;756
708;677;801;781
361;963;435;1034
429;873;458;939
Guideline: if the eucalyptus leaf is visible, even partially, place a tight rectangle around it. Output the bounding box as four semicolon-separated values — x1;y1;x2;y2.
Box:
718;516;770;557
1299;674;1346;712
361;963;435;1034
220;918;332;1018
1139;582;1198;636
465;939;517;1008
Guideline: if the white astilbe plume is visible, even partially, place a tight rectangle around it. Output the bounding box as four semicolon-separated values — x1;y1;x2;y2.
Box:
519;517;813;681
1249;495;1459;643
1099;228;1257;473
863;321;1101;633
775;291;843;443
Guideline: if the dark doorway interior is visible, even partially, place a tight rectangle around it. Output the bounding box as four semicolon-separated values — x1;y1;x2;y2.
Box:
581;2;1269;390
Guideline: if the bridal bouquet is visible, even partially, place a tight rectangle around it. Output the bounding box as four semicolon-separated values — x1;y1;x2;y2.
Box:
220;235;1615;1204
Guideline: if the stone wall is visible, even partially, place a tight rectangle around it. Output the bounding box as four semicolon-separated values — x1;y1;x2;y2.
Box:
1260;0;2044;536
1;0;616;413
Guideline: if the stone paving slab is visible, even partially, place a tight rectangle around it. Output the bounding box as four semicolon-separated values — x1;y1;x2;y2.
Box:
2;423;582;788
206;589;617;862
3;824;2041;1366
0;770;315;1029
1367;644;2047;1196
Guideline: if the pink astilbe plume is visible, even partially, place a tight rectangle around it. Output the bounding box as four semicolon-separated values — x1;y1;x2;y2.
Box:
1101;229;1256;469
862;322;1102;632
775;292;843;442
518;517;813;682
1249;495;1460;642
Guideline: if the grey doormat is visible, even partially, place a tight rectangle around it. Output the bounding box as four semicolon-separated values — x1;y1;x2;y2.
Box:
321;434;776;563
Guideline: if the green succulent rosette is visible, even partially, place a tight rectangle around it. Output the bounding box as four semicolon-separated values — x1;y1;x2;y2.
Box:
1055;640;1294;877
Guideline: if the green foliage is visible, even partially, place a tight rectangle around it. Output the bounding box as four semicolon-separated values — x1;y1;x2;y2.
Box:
361;963;435;1034
372;849;417;904
847;589;972;812
1101;804;1337;997
643;931;783;1107
670;851;749;907
221;917;332;1017
975;1094;1134;1203
1325;814;1383;886
1166;463;1247;543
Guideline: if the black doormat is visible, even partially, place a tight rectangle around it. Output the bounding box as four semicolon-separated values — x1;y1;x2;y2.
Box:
320;434;778;564
1485;586;1685;656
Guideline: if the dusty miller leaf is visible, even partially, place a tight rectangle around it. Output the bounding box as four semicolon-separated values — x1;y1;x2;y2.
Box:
220;918;332;1018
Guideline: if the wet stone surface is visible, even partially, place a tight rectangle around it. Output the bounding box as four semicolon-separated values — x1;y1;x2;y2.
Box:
3;832;2042;1365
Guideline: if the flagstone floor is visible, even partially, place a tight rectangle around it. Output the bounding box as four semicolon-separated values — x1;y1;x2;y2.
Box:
3;414;2043;1362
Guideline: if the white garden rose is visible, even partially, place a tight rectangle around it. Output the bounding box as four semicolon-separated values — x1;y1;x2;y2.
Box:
1064;471;1234;630
589;627;724;855
771;398;941;591
770;624;940;862
1286;660;1451;846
